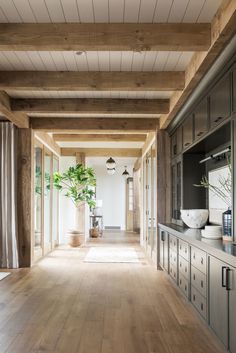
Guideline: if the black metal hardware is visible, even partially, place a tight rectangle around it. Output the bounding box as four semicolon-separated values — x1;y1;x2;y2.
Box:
173;144;177;155
201;303;204;311
201;280;204;288
226;268;231;291
214;116;223;123
184;142;190;147
197;131;203;137
193;274;196;280
201;257;204;265
193;295;196;301
222;266;227;287
161;231;165;241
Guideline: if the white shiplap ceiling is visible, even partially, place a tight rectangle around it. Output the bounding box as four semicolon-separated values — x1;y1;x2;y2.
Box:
0;51;194;71
58;141;143;148
8;90;173;99
0;0;221;23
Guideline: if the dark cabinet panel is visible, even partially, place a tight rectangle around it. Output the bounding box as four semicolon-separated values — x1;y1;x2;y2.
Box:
229;266;236;353
233;68;236;113
194;98;208;140
183;115;193;149
159;229;169;272
210;74;231;129
171;158;182;223
171;127;182;158
209;256;228;348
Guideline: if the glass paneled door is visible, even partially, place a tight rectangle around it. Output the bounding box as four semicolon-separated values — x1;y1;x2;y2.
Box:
144;141;157;262
52;157;59;247
146;150;153;257
34;141;43;260
44;148;52;254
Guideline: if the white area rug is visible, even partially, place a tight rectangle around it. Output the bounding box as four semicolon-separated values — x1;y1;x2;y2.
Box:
0;272;10;281
84;247;139;263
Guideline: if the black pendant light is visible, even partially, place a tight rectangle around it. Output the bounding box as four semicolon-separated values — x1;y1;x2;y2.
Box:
106;157;116;169
122;166;129;178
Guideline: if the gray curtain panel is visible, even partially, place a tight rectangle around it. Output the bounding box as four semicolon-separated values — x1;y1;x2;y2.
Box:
0;122;19;268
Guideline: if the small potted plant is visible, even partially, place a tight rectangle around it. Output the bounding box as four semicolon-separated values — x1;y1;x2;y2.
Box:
53;164;96;246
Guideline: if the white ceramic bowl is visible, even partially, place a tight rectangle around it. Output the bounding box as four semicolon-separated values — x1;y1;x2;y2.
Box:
181;209;209;229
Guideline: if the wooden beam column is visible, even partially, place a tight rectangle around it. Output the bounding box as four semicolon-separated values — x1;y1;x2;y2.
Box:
157;130;171;225
17;128;34;267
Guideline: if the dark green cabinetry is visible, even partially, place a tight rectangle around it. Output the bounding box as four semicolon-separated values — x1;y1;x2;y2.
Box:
194;98;208;141
171;126;182;157
159;229;169;272
183;115;193;150
209;256;236;353
171;157;182;223
209;74;231;129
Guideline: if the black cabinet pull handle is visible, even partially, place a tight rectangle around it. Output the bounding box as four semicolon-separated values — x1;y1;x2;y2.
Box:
161;231;165;241
214;116;223;123
173;145;177;155
201;280;204;288
201;257;204;265
226;268;231;291
197;131;203;137
201;303;204;311
184;142;190;147
193;295;196;301
193;274;196;280
222;266;227;287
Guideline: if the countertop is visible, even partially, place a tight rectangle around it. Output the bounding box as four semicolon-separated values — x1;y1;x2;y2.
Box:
159;223;236;267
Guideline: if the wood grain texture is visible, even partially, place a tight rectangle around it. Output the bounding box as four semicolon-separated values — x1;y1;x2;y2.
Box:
17;128;33;267
61;148;141;157
0;23;211;51
35;132;61;156
0;232;227;353
30;117;159;132
0;71;185;91
12;98;169;115
0;91;29;128
53;133;147;142
160;0;236;128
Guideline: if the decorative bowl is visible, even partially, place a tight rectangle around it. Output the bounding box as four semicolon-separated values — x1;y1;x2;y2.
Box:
181;209;209;229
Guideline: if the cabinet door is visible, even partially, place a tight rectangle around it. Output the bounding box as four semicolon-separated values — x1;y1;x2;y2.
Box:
183;115;193;150
229;266;236;353
209;256;229;348
233;68;236;113
171;163;177;221
176;126;182;155
194;98;208;141
159;229;165;268
163;234;169;272
210;74;231;129
176;159;182;221
171;133;177;158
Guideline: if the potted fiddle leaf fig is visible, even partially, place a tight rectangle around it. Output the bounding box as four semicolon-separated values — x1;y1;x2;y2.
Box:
53;164;96;246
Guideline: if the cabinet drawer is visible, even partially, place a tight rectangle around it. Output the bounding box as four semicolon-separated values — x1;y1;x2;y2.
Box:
179;272;189;299
178;239;189;260
169;248;178;266
191;286;207;320
169;262;178;283
191;246;207;274
169;234;178;251
179;255;189;279
191;265;207;297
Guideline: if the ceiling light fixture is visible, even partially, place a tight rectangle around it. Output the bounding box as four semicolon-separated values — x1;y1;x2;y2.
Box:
122;166;129;178
106;157;116;169
107;168;116;176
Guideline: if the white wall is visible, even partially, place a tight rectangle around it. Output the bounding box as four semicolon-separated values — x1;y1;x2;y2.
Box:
59;156;76;243
86;157;135;232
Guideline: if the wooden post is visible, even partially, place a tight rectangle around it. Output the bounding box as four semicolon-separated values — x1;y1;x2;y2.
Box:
17;128;33;267
157;130;171;225
76;153;86;242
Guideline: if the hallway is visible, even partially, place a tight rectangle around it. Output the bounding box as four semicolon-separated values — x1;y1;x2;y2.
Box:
0;234;226;353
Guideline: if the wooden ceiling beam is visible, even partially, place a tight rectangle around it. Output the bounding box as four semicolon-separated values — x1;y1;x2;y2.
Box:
53;133;147;142
61;148;141;157
35;132;61;156
12;98;169;115
0;23;210;52
0;91;29;128
30;117;159;132
160;0;236;129
0;71;184;92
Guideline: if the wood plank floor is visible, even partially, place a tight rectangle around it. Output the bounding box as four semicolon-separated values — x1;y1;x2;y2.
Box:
0;232;227;353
